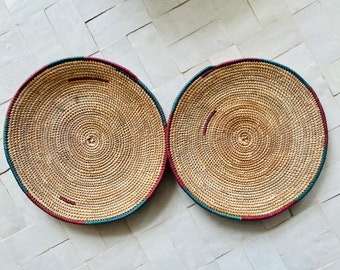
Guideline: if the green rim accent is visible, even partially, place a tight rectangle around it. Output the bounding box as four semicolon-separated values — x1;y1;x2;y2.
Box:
137;79;166;127
296;147;327;202
3;117;28;194
84;198;147;224
183;187;242;220
171;65;215;114
259;58;312;88
48;56;85;68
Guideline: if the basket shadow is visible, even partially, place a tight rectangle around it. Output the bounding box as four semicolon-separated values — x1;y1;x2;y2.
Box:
121;162;183;234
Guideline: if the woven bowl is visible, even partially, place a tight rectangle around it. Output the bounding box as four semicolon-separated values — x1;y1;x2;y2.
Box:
168;58;327;220
4;57;167;224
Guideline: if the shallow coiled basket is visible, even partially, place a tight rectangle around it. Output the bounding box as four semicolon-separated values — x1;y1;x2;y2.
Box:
168;58;328;220
4;57;167;224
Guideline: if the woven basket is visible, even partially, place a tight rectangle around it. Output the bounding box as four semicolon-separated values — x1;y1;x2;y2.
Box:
168;58;328;220
4;57;167;224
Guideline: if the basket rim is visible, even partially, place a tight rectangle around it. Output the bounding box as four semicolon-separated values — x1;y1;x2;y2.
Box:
167;57;328;220
3;56;167;225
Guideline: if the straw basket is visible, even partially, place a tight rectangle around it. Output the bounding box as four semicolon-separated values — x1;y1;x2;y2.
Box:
4;57;167;224
167;58;328;220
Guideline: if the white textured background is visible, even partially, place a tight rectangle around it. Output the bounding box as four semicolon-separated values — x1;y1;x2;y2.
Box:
1;0;340;269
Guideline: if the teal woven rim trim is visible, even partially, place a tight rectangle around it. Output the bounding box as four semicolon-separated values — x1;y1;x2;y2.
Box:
3;57;166;224
48;56;86;68
3;118;28;194
183;187;241;220
84;198;147;225
171;65;215;114
296;147;327;202
136;78;166;127
168;58;328;220
259;58;312;88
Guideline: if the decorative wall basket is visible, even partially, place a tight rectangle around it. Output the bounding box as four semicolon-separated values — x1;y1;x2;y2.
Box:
168;58;327;220
4;57;167;224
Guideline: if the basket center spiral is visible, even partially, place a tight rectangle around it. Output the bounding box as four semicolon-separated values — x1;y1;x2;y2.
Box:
237;130;251;146
86;135;97;146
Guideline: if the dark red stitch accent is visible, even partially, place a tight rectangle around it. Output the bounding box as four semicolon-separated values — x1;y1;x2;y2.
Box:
27;193;84;224
59;196;76;205
242;200;296;220
85;57;139;81
168;155;186;188
203;110;216;136
308;87;328;147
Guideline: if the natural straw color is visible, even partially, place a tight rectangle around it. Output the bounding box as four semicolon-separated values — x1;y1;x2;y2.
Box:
168;59;327;220
4;57;166;224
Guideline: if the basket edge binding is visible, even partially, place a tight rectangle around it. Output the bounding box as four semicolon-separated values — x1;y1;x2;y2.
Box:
167;57;328;221
3;57;168;225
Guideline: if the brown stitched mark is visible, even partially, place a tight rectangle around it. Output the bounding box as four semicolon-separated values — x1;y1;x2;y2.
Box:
68;77;109;83
203;110;216;135
59;196;76;205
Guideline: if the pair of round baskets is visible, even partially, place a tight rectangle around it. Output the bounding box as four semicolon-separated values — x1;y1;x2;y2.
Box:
4;57;327;224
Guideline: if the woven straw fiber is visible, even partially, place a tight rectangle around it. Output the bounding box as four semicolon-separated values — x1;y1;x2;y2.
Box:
4;57;166;224
168;59;327;220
